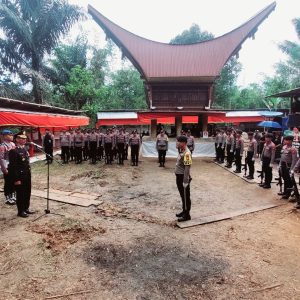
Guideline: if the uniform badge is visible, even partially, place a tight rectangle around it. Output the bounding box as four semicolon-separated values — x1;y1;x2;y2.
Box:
184;153;192;166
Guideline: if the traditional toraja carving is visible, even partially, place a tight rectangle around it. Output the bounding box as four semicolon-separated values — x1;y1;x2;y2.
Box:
89;2;276;111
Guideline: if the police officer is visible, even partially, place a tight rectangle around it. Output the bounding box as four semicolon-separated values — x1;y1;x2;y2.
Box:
214;129;222;162
0;129;16;204
103;129;114;164
225;129;234;168
89;128;99;164
42;129;54;164
74;128;84;164
234;130;244;173
279;135;298;199
260;133;275;188
116;128;126;165
83;129;90;161
69;129;75;162
59;130;71;164
156;129;169;167
186;130;195;155
175;135;192;222
246;132;257;179
8;131;33;218
129;130;141;166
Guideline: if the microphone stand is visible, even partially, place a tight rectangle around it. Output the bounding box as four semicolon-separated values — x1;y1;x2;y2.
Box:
32;144;65;222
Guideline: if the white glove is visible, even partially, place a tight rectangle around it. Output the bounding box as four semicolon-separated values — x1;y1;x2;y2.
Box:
269;163;273;168
183;182;188;188
230;150;233;153
252;157;255;162
290;170;294;176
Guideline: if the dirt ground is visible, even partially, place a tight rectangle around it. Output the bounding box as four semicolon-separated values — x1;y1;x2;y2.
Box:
0;155;300;300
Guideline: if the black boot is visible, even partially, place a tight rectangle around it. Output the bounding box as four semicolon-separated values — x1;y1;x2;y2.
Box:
177;213;191;222
176;211;184;218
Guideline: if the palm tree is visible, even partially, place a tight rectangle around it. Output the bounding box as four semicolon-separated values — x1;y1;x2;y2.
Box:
0;0;84;103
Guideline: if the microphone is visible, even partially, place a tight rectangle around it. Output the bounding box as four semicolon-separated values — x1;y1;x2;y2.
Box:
29;141;43;149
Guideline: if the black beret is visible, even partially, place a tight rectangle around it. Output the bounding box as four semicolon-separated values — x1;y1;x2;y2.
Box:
248;132;254;136
177;135;187;143
265;133;273;138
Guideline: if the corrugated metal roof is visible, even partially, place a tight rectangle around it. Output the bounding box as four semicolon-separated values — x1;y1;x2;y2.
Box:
0;97;84;115
89;2;276;81
266;87;300;98
97;112;138;120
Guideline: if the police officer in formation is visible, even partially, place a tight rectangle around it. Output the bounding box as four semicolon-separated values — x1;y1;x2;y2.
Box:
129;130;141;166
245;132;257;180
116;128;126;165
59;130;71;164
260;133;275;189
8;131;33;218
234;130;244;174
186;130;195;155
89;128;99;164
156;129;168;167
0;129;16;205
42;129;54;164
279;135;298;199
225;129;234;168
74;128;84;164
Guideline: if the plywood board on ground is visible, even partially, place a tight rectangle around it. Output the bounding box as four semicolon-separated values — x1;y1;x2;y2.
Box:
71;192;100;200
177;203;284;228
31;189;100;207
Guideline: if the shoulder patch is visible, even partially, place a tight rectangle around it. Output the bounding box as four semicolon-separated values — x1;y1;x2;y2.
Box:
184;152;192;166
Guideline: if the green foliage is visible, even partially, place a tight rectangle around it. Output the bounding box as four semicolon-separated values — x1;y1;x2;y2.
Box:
170;24;214;44
0;0;84;103
107;67;147;110
170;23;241;109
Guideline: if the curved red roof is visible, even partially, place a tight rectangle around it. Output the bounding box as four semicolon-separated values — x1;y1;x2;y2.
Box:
88;2;276;82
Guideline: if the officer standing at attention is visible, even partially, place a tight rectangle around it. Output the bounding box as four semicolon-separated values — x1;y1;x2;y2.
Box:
175;135;192;222
83;129;90;161
89;128;99;164
69;129;75;162
42;129;54;164
234;130;244;173
225;129;234;168
260;133;276;189
214;129;223;163
103;129;114;164
59;130;71;164
186;130;195;155
0;129;16;205
279;135;298;199
74;128;84;164
116;128;126;165
8;131;33;218
156;129;169;167
246;132;257;179
129;130;141;166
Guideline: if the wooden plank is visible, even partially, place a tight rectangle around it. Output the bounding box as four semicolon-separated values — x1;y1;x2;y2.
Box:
177;203;283;228
31;189;99;207
44;189;72;196
70;192;99;200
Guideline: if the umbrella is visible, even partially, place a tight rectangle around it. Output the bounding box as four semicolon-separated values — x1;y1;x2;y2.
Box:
259;111;283;117
257;121;282;129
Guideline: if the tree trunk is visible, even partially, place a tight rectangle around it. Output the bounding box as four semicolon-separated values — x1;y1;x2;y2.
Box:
32;53;43;104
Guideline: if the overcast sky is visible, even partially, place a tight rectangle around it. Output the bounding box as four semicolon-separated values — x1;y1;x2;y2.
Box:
69;0;300;87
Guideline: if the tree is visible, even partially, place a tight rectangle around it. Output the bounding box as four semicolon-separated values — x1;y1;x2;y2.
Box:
170;24;242;109
107;67;147;110
0;0;84;103
170;24;214;44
